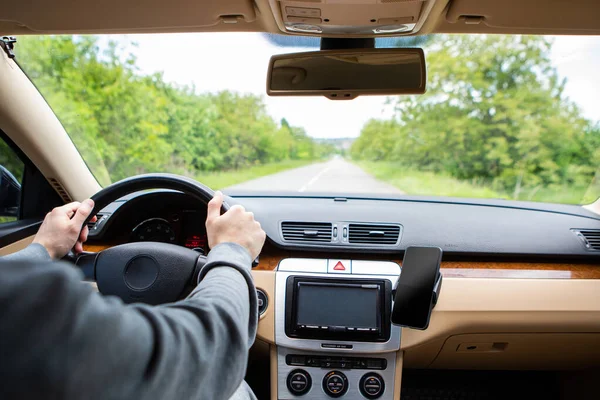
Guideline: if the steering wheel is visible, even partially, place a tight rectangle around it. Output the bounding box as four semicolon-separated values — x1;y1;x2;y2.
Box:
74;173;228;305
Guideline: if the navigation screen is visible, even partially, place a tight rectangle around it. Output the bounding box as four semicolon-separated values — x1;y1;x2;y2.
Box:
295;283;379;329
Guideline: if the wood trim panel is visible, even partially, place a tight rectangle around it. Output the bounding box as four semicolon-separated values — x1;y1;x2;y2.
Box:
82;244;112;253
84;243;600;279
254;253;600;279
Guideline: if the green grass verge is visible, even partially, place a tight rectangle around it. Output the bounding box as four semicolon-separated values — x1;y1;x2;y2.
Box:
357;161;504;199
194;159;316;190
356;161;599;205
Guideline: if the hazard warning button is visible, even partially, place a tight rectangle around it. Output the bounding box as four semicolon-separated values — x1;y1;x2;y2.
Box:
327;259;351;274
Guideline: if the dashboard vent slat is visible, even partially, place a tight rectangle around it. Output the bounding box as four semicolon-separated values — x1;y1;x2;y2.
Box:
574;229;600;251
348;223;401;245
87;213;104;230
281;221;332;243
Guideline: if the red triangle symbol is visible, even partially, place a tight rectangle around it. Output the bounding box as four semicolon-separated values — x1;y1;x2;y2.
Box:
333;261;346;271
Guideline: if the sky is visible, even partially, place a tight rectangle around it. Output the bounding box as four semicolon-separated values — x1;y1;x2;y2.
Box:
118;33;600;139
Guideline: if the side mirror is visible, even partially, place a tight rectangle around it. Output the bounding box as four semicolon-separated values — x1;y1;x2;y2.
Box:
0;165;21;218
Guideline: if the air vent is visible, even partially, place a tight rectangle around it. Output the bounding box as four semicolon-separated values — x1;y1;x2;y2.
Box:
48;178;72;202
573;229;600;251
87;213;104;230
281;221;332;243
348;223;401;245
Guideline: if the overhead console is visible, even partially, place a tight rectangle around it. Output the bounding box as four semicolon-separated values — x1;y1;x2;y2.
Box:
275;258;402;399
269;0;439;36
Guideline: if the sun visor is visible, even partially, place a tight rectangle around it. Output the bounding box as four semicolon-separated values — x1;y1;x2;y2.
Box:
0;0;257;34
444;0;600;32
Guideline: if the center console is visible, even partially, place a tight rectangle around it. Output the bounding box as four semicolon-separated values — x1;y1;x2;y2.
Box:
275;258;402;400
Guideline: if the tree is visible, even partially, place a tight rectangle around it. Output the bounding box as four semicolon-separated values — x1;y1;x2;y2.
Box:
15;35;327;185
352;35;600;196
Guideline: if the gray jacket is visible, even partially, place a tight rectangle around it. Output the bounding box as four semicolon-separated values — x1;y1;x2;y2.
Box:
0;242;258;400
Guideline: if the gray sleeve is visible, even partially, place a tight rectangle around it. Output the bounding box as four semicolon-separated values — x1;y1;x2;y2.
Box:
0;242;258;400
1;243;52;262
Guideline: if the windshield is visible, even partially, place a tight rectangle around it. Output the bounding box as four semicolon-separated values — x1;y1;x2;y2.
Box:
17;33;600;204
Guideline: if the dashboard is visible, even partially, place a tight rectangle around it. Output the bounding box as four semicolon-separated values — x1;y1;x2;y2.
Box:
89;191;209;254
89;190;600;259
84;189;600;400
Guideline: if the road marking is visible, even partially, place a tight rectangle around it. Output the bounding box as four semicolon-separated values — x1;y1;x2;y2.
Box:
299;165;332;192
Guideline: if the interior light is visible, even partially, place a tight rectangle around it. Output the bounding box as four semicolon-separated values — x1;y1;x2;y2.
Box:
286;24;323;34
373;25;411;34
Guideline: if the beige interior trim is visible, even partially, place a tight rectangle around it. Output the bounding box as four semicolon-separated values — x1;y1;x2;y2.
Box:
0;234;34;255
429;332;600;370
583;200;600;216
393;351;404;400
270;344;278;400
252;270;275;344
0;49;101;201
402;277;600;368
436;0;600;34
0;0;277;35
3;0;600;36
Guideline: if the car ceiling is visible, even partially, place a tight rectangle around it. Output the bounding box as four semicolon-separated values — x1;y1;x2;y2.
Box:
0;0;599;36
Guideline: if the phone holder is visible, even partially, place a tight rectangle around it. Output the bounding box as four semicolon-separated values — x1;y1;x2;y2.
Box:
431;272;443;307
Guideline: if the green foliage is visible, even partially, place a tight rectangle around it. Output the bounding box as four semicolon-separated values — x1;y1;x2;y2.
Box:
17;36;329;187
358;161;505;199
352;35;600;204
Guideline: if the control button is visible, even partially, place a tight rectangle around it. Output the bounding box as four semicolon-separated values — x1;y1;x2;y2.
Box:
287;369;312;396
366;359;386;370
353;359;368;369
287;16;322;24
322;371;348;398
308;358;320;367
327;259;351;274
333;226;338;238
286;355;306;366
352;260;400;276
256;289;268;316
278;258;328;273
286;6;321;17
342;227;348;238
359;373;385;399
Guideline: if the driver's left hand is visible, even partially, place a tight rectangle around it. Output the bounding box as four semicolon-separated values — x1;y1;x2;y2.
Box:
33;199;96;259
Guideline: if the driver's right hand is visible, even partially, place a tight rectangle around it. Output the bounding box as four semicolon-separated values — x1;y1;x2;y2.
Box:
205;191;266;260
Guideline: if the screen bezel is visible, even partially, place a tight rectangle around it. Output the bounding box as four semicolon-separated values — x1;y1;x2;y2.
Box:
285;276;392;342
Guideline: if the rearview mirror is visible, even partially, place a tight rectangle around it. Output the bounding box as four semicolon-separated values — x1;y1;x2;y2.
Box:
267;48;426;100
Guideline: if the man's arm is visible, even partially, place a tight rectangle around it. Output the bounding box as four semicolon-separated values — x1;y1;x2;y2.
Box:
0;244;257;400
0;192;266;400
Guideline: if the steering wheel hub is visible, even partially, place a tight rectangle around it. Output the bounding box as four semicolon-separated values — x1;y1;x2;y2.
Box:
124;256;159;290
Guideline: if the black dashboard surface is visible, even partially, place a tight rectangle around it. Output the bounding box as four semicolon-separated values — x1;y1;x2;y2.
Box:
90;190;600;260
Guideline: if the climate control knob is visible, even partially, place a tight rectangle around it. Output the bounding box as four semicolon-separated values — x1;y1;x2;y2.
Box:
322;370;348;397
286;369;311;396
359;373;385;399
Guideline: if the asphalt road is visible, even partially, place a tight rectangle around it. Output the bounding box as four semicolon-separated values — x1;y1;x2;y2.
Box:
226;158;403;194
